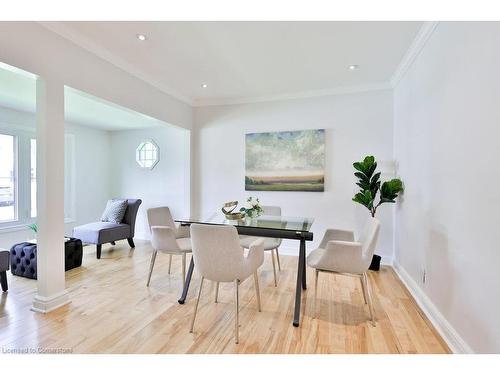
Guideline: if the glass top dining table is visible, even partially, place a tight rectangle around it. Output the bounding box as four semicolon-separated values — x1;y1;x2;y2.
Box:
176;212;314;239
175;212;315;327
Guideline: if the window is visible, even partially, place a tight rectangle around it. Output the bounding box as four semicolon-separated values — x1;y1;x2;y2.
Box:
0;129;75;228
30;138;36;218
0;134;16;223
136;140;159;169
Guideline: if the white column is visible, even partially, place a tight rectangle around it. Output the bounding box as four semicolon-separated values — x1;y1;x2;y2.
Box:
32;77;70;313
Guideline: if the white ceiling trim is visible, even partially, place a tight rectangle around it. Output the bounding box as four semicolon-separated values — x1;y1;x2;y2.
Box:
192;82;392;107
37;21;193;106
390;21;439;88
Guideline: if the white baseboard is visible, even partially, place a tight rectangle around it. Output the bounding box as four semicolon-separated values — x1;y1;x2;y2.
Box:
276;245;300;256
279;245;393;266
31;290;71;313
134;231;151;241
380;256;393;266
393;260;473;354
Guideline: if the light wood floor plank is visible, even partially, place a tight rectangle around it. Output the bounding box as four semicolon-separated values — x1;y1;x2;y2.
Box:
0;240;450;354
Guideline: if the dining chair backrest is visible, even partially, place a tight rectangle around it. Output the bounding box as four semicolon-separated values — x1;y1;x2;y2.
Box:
147;207;176;232
262;205;281;216
190;224;244;282
356;217;381;268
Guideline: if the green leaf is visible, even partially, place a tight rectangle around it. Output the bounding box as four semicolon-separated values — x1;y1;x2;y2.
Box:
353;156;375;176
371;172;381;184
356;181;370;190
354;171;369;181
353;162;364;172
363;155;375;165
380;179;404;202
352;190;374;210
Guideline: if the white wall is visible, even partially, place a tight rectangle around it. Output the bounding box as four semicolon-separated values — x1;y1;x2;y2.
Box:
1;105;191;248
0;106;111;248
65;122;111;228
193;90;394;258
393;22;500;353
110;126;190;240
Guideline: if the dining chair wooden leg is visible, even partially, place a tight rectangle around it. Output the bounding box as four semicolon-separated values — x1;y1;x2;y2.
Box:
275;248;281;271
182;254;186;288
168;254;173;275
360;274;368;304
214;282;220;303
234;279;240;344
271;250;278;287
190;276;205;333
146;251;157;286
314;269;319;318
362;272;376;326
253;271;261;312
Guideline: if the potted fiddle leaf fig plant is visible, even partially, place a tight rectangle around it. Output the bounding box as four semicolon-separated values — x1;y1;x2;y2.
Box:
352;155;404;270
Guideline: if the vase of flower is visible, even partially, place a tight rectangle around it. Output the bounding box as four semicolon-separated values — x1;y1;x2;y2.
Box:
239;197;263;219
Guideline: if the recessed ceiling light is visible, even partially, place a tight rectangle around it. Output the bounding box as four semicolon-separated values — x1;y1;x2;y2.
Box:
136;34;147;41
348;64;359;70
201;83;208;88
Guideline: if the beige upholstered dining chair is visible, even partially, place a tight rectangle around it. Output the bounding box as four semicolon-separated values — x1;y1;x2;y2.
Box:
306;217;381;326
189;224;264;344
146;207;192;289
239;205;282;286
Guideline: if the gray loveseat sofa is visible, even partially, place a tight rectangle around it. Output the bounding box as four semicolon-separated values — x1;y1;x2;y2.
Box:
72;199;142;259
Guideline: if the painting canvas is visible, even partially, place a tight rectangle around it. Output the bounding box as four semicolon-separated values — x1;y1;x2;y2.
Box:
245;129;325;192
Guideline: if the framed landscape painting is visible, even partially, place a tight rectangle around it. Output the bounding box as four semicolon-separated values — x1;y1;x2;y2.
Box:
245;129;325;192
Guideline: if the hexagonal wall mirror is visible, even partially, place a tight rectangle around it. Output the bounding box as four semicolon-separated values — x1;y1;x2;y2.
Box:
136;140;160;169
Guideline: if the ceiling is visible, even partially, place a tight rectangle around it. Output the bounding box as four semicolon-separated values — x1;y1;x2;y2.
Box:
0;66;166;131
42;21;423;106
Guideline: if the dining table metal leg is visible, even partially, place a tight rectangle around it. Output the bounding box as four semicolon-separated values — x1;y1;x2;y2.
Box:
293;238;306;327
178;256;195;304
302;240;307;290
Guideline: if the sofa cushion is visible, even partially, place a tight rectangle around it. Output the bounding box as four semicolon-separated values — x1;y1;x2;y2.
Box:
73;222;131;245
101;199;128;224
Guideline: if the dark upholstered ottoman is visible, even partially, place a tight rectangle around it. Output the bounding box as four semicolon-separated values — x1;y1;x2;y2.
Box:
10;238;83;280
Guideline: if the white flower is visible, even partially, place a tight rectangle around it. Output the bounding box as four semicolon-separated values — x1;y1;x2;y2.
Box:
244;201;253;209
250;197;259;206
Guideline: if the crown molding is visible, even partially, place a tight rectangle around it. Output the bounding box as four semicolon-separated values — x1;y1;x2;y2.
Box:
37;22;193;106
390;21;439;88
36;22;430;109
193;82;392;107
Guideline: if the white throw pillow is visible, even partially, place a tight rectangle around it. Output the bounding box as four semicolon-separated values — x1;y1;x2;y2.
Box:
101;199;128;224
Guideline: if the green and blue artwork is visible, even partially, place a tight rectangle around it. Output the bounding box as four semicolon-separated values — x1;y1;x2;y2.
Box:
245;129;325;192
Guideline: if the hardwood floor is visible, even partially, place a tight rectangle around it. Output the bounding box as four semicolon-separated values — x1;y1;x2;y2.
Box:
0;240;450;354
